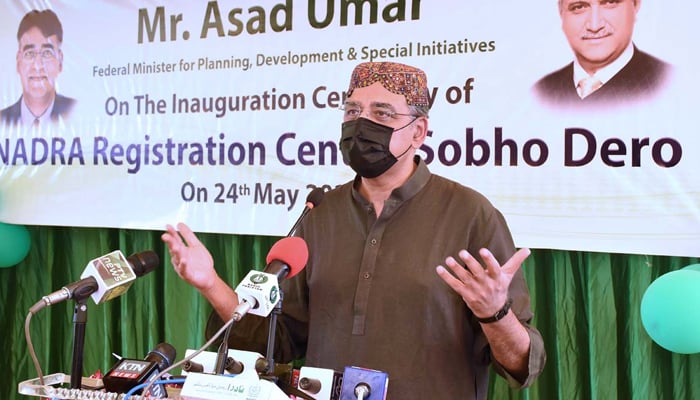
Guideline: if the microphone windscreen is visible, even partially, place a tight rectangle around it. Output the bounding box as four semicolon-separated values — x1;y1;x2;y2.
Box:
306;187;325;209
146;342;177;371
266;237;309;279
127;251;160;276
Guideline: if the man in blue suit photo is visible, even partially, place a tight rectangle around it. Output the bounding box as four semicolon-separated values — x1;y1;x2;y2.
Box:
1;9;76;126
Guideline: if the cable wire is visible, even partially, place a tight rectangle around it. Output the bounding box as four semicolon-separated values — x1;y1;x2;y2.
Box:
140;317;236;395
24;311;45;386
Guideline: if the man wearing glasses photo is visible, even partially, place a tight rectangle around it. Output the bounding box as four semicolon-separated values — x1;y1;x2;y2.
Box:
532;0;672;109
1;9;76;126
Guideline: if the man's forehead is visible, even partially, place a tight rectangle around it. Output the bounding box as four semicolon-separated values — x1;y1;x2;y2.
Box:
19;28;60;47
346;82;409;108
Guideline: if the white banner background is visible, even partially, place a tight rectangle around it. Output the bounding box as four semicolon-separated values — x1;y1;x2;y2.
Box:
0;0;698;257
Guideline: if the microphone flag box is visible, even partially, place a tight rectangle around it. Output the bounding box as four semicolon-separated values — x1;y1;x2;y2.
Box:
298;366;343;400
236;270;281;317
340;366;388;400
103;358;167;397
80;250;136;304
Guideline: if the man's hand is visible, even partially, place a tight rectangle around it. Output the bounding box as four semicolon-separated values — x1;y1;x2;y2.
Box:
436;248;531;319
162;222;217;292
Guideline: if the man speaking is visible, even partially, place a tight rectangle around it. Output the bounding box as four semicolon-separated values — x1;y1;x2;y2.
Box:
163;61;546;398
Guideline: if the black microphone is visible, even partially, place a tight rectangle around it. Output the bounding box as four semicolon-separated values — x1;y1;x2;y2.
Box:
287;187;325;236
103;342;177;397
224;356;244;374
29;250;160;314
182;360;204;373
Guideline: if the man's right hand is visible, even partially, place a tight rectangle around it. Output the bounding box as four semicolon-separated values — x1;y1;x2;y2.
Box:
161;222;217;292
162;222;241;321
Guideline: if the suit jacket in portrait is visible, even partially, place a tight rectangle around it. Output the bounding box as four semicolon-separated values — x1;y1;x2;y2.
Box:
532;46;672;110
0;94;76;125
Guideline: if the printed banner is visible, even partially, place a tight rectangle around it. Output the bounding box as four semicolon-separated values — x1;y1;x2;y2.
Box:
1;1;698;257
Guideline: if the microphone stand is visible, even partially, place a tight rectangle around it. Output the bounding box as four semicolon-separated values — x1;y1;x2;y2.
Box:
70;298;89;389
214;323;233;375
262;292;308;398
265;290;283;376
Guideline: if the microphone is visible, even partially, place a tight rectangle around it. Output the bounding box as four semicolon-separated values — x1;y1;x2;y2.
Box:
287;187;325;236
297;366;343;400
232;236;309;321
29;250;160;314
224;356;245;374
103;342;177;397
182;360;204;373
339;366;389;400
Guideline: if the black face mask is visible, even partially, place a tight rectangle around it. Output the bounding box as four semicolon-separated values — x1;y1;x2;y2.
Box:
340;118;412;178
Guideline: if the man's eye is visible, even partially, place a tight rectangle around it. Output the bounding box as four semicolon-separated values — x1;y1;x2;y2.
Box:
601;0;621;8
374;110;392;119
568;3;589;13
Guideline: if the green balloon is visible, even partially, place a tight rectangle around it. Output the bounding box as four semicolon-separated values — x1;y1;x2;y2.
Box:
641;269;700;354
682;263;700;272
0;223;31;268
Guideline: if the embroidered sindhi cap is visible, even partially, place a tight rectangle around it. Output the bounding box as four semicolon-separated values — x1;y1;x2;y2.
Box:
347;62;429;107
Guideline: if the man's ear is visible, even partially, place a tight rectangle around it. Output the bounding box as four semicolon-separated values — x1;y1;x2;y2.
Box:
57;48;64;73
411;117;429;145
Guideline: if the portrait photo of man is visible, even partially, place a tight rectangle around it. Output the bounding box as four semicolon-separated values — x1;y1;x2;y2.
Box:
532;0;673;109
0;9;76;126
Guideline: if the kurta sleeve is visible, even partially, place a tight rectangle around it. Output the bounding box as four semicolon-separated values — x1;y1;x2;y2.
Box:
470;208;546;387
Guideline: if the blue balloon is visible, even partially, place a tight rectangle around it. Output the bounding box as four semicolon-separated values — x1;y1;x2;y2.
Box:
641;269;700;354
0;223;31;268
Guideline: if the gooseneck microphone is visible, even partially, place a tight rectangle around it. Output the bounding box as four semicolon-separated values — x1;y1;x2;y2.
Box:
26;250;159;389
214;237;309;375
287;187;325;236
217;188;319;377
232;236;309;321
29;250;160;314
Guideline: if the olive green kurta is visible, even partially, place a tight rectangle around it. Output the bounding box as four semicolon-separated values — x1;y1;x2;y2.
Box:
208;157;545;399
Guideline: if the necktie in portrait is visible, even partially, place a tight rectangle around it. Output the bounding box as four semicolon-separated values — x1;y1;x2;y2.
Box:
577;75;603;98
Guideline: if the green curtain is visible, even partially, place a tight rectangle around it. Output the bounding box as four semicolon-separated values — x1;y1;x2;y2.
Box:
2;226;699;400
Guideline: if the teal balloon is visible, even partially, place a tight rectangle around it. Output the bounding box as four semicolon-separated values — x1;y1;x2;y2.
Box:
0;223;31;268
682;263;700;272
641;269;700;354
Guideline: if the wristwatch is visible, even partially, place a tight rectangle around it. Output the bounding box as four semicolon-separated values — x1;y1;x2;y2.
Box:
477;298;513;324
